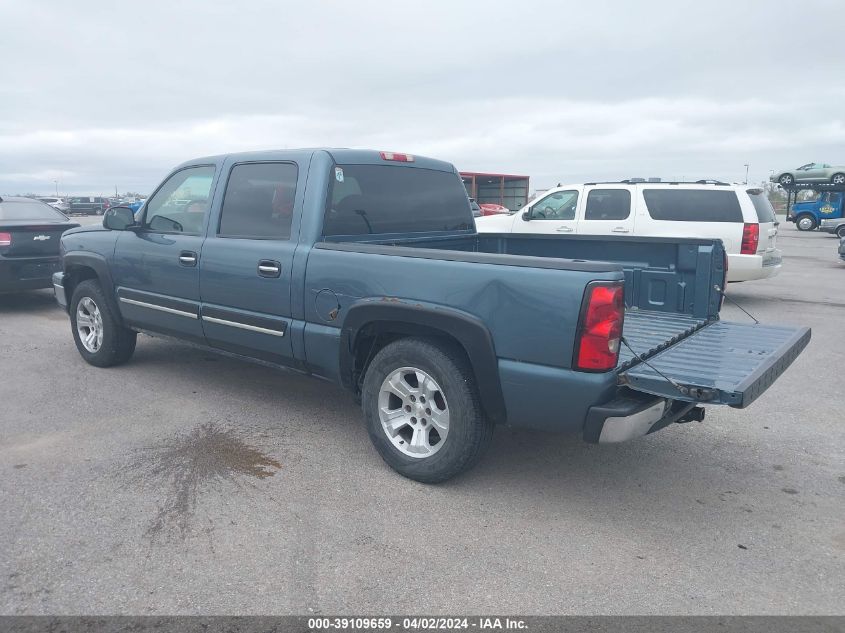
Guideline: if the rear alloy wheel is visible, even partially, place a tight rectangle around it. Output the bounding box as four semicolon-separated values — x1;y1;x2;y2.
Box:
378;367;450;459
796;214;816;231
831;173;845;186
836;225;845;239
779;174;794;186
361;337;493;483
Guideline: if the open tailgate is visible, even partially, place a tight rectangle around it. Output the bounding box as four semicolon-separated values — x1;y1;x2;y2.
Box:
620;321;811;408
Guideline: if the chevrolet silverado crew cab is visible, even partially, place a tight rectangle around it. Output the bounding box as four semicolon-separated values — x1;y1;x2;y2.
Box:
53;150;810;483
476;181;782;283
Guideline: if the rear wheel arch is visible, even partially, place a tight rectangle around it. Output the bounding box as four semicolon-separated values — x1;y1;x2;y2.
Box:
340;301;507;424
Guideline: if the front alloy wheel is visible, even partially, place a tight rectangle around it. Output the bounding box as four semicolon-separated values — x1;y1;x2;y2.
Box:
378;367;450;458
76;297;104;353
832;173;845;186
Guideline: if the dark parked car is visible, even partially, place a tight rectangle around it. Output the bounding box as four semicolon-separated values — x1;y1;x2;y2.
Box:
53;149;810;483
0;196;79;292
839;236;845;262
68;196;110;215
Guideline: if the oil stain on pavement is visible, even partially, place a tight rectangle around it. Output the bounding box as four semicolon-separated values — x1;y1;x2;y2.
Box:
128;422;281;542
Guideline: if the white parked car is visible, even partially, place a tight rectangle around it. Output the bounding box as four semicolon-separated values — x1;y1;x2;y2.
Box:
36;197;70;214
475;181;782;282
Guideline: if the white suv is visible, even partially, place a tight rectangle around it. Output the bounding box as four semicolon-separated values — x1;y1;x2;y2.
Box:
475;181;782;282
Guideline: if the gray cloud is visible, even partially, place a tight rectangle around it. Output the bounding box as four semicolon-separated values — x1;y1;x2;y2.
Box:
1;0;843;194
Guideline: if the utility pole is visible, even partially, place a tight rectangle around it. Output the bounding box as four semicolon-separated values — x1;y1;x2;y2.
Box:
54;180;58;196
115;185;118;197
744;164;749;185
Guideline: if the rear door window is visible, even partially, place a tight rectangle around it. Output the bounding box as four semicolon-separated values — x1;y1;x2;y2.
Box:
323;165;473;236
584;189;631;220
218;162;298;239
643;189;743;222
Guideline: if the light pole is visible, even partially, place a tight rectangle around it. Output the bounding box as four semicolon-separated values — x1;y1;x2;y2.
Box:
743;164;749;185
54;180;59;196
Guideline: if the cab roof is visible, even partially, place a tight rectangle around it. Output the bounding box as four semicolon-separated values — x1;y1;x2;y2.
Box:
176;148;456;173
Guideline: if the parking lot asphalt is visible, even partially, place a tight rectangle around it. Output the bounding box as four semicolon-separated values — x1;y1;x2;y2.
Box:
1;218;843;615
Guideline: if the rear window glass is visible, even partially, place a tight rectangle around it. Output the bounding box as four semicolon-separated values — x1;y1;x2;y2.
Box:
218;162;298;239
748;191;776;223
0;201;67;221
585;189;631;220
643;189;743;222
323;165;473;236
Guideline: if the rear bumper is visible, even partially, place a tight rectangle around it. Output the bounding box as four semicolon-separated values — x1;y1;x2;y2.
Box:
53;271;68;310
0;256;61;292
727;251;782;282
583;393;699;443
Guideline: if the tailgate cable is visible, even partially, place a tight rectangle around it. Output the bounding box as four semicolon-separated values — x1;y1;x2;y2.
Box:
714;285;760;324
620;336;692;397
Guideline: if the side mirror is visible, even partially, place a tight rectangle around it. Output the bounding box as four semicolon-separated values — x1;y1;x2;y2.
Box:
522;210;531;221
103;206;137;231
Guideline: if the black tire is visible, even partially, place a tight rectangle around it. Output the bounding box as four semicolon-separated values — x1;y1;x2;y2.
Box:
70;279;137;367
836;225;845;239
831;173;845;186
779;174;794;186
795;214;816;231
361;337;493;484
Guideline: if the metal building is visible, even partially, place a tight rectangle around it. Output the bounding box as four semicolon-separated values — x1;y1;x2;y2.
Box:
460;172;529;212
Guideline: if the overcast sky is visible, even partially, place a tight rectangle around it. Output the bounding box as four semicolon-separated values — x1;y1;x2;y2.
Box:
1;0;844;196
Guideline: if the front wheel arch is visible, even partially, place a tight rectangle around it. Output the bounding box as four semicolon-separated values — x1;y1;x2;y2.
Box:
63;252;123;324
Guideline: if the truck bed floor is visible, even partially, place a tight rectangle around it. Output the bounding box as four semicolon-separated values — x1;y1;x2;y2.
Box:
617;310;710;370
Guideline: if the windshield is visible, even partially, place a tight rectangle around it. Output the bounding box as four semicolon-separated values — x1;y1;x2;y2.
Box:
0;200;69;221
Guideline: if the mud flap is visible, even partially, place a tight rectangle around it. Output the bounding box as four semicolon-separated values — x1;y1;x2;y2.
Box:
619;321;811;408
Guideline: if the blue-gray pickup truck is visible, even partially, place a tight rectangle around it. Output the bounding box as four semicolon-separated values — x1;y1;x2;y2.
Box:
53;149;811;482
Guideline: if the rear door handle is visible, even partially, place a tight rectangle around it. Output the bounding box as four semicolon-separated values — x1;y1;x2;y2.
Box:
179;251;198;266
258;260;282;278
555;226;574;232
611;227;630;233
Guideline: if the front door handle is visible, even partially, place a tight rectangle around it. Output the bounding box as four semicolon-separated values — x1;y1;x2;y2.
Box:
179;251;198;266
611;227;630;233
555;226;574;232
258;260;282;278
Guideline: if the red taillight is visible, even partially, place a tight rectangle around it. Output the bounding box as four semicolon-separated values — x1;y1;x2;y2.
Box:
0;232;11;247
741;222;759;255
379;151;414;162
574;282;624;372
